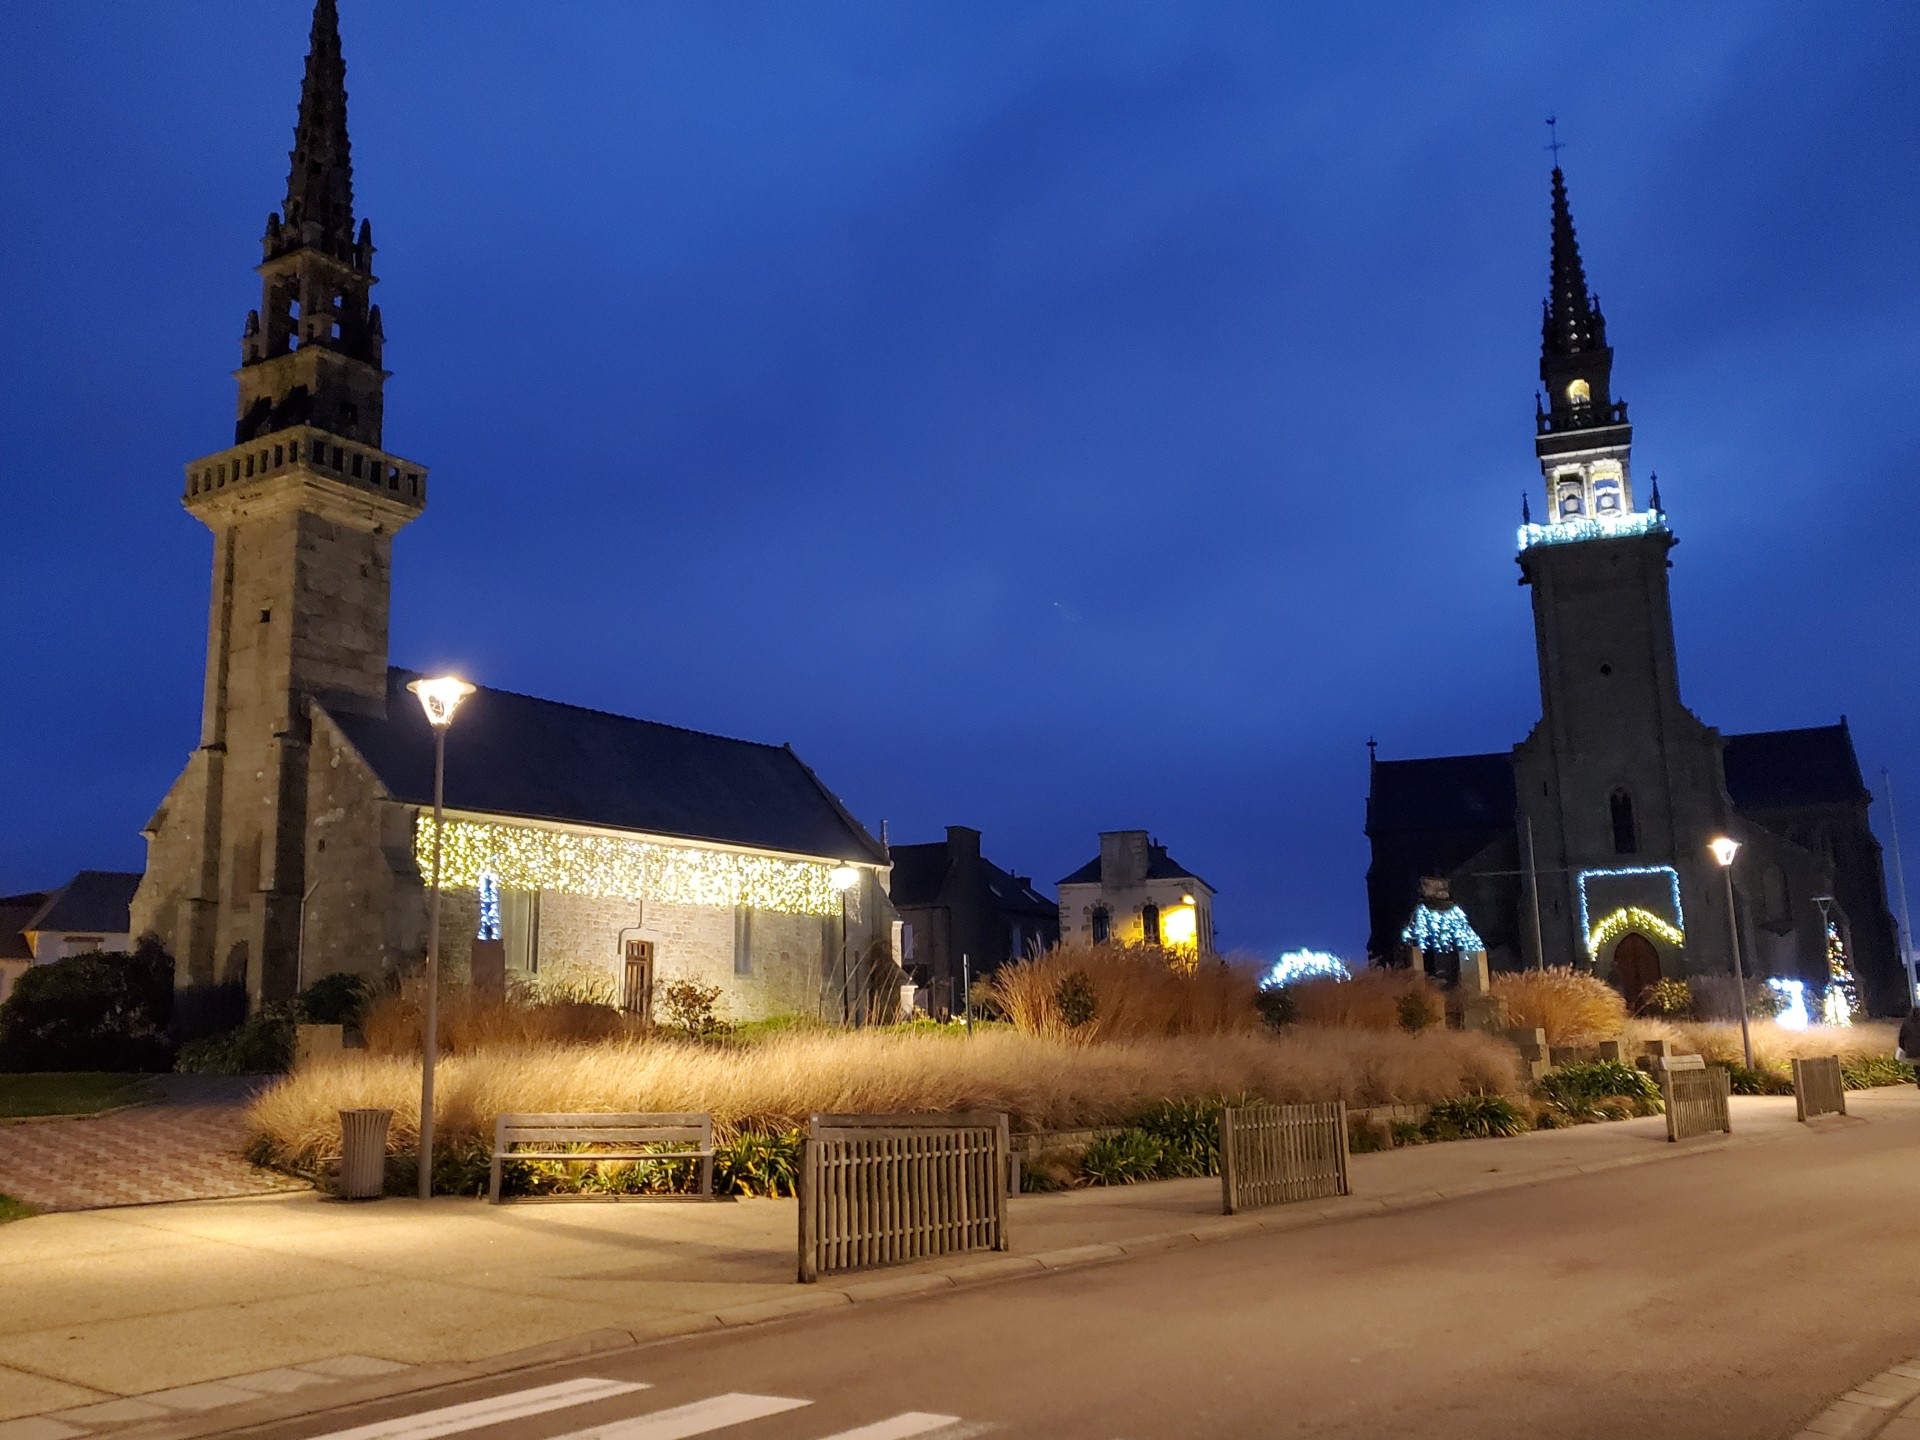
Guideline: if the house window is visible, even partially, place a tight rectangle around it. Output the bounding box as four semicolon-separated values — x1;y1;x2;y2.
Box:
1141;903;1161;945
1090;905;1111;944
1008;922;1022;960
733;906;753;977
1610;791;1637;856
900;922;917;962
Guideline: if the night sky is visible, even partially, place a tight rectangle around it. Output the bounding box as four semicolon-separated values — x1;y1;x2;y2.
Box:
4;2;1917;961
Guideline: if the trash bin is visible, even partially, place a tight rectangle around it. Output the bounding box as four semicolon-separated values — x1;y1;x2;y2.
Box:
339;1107;392;1200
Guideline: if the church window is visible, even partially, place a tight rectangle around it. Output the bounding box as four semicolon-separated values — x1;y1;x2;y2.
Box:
1761;866;1791;927
1610;791;1637;855
1142;903;1161;945
1567;378;1591;405
1091;905;1111;943
733;905;753;976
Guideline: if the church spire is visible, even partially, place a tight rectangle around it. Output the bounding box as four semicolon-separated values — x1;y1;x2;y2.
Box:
273;0;357;262
1542;167;1607;362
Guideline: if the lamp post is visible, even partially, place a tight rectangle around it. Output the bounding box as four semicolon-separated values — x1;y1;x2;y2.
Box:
407;675;475;1201
1709;836;1754;1070
830;865;859;1024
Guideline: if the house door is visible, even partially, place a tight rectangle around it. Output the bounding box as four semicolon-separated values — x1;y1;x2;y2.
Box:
622;939;654;1020
1612;933;1661;1008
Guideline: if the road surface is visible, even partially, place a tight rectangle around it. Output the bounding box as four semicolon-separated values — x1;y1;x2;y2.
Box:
250;1106;1919;1439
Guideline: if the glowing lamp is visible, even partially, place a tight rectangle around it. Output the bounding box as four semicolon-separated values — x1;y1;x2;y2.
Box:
1181;893;1196;905
830;865;860;893
1708;837;1740;868
408;675;475;727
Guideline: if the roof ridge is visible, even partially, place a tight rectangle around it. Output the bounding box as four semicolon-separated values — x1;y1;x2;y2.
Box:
387;666;793;754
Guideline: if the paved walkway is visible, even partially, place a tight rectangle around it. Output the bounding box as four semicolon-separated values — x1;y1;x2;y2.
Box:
0;1087;1909;1438
1792;1355;1920;1440
0;1078;304;1213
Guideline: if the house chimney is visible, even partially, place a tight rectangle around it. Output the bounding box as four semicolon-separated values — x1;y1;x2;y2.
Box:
1099;830;1150;887
946;826;982;865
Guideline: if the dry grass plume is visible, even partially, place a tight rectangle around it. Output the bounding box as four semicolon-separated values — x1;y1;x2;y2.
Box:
1492;967;1629;1047
986;941;1259;1041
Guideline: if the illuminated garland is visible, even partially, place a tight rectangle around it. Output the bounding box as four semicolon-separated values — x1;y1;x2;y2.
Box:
1402;904;1484;953
477;872;502;941
1518;508;1668;553
1586;906;1684;956
1768;977;1810;1030
414;815;846;916
1577;866;1684;954
1822;922;1858;1026
1262;950;1351;989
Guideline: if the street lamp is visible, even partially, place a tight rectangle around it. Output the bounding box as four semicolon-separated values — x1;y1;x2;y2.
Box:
830;865;859;1025
407;674;475;1200
1708;836;1754;1070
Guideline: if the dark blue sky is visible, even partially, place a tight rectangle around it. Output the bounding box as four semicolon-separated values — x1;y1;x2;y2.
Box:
4;2;1917;960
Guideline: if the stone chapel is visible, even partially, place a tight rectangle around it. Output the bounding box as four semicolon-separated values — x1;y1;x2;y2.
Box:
1365;165;1905;1016
129;0;898;1022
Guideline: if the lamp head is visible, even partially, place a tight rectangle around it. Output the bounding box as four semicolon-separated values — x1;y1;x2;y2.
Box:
1181;893;1196;906
830;865;860;893
407;675;476;728
1708;836;1741;868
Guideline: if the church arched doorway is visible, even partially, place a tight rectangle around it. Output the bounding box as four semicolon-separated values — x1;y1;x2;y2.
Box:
1612;932;1661;1009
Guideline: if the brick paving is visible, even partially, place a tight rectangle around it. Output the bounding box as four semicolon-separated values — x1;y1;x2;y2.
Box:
0;1077;307;1212
1790;1357;1920;1440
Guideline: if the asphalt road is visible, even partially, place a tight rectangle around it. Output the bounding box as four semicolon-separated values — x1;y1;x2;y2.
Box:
260;1110;1919;1440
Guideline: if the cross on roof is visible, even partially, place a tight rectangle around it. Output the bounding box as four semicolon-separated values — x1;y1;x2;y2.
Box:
1545;116;1566;164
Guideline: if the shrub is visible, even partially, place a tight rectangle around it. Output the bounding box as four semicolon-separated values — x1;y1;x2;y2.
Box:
1491;967;1627;1047
1389;1120;1424;1146
1640;978;1692;1017
656;979;727;1038
297;973;371;1027
1397;987;1441;1034
1723;1062;1792;1096
0;942;175;1072
1840;1055;1915;1089
176;1007;297;1075
1055;971;1099;1030
1134;1097;1222;1177
1535;1059;1663;1119
714;1128;802;1196
1423;1094;1528;1140
1689;976;1783;1024
1079;1128;1163;1185
1346;1116;1388;1153
1253;988;1296;1029
1291;969;1438;1032
987;941;1259;1042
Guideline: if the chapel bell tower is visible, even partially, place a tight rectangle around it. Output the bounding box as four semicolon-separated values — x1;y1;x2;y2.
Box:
132;0;428;1004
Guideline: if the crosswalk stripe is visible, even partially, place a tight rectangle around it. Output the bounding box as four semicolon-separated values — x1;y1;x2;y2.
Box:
556;1393;811;1440
812;1414;968;1439
312;1378;651;1440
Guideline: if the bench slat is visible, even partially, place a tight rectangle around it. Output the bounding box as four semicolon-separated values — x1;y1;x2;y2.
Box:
497;1113;711;1128
501;1149;715;1161
501;1129;709;1145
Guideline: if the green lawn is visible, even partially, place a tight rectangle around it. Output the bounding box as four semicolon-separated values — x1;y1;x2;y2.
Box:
0;1072;145;1119
0;1195;35;1225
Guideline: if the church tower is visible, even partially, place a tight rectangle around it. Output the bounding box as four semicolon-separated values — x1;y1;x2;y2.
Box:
131;0;428;1003
1511;166;1735;985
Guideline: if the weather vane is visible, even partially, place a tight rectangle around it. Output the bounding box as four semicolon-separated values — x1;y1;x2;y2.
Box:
1545;116;1565;164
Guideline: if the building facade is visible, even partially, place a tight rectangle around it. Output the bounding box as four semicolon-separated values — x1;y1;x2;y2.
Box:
129;1;897;1023
1366;166;1904;1015
1057;831;1215;956
891;826;1058;1013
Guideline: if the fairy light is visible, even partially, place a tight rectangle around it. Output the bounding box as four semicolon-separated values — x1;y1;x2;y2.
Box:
1262;950;1351;989
1768;978;1810;1031
1822;922;1859;1026
1586;905;1685;956
477;872;501;941
1402;904;1484;953
415;814;847;916
1519;508;1668;553
1577;865;1685;952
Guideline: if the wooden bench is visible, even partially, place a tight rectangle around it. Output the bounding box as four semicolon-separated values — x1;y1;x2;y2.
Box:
487;1112;716;1203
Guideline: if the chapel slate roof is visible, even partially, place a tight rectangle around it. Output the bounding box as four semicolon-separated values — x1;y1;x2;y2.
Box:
1722;724;1868;811
1366;753;1517;835
1058;845;1209;888
324;669;887;864
23;872;143;936
885;844;952;909
983;862;1057;918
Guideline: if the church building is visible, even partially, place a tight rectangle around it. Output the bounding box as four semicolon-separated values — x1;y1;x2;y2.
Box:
129;1;898;1023
1366;166;1905;1016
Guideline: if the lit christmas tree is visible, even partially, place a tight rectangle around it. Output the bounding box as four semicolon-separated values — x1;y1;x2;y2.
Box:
1820;921;1858;1026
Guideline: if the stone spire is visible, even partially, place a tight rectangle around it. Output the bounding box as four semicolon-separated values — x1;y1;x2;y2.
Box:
271;0;358;263
1541;167;1607;362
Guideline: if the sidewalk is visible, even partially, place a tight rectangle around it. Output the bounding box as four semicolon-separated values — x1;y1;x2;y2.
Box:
0;1087;1912;1437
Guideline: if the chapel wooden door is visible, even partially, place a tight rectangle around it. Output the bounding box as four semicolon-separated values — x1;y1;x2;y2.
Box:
622;939;654;1020
1612;933;1661;1009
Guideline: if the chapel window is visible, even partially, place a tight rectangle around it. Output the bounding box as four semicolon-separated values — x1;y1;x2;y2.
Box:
1610;790;1637;855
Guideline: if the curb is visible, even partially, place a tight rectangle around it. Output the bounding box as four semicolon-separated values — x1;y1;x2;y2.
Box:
56;1119;1822;1440
0;1101;154;1129
1790;1356;1920;1440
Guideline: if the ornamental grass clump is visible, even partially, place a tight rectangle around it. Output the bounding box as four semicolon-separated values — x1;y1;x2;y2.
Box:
987;941;1259;1042
1289;969;1440;1031
246;1026;1525;1189
1491;967;1627;1047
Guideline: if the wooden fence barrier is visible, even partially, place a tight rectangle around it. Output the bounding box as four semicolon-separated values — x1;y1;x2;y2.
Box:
1658;1055;1732;1142
799;1113;1010;1283
1791;1055;1847;1121
1219;1102;1350;1215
